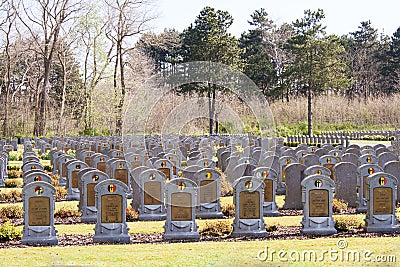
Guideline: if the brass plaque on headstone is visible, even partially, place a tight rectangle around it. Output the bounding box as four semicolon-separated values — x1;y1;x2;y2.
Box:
281;165;286;182
264;179;273;202
309;189;329;217
159;168;170;180
115;169;128;185
101;194;123;223
28;197;50;226
72;170;79;188
200;180;217;204
239;191;260;219
97;162;106;173
84;157;91;167
363;176;368;197
324;164;334;180
171;192;192;221
87;183;96;206
144;182;162;205
373;187;392;215
131;161;142;169
173;166;177;175
62;163;67;177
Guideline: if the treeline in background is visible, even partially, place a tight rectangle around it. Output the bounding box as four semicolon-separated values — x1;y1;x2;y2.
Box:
0;1;399;137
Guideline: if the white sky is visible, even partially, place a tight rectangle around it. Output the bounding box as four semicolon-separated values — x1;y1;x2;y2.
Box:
151;0;400;37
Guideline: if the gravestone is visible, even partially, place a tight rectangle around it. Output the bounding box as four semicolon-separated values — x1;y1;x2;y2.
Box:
194;168;223;219
107;159;132;198
277;156;297;195
163;178;200;241
315;148;329;157
165;153;181;175
334;162;358;207
282;163;307;210
66;160;88;201
154;159;174;181
358;154;378;165
231;176;268;237
137;169;166;221
377;152;397;167
319;155;340;180
231;163;257;183
356;164;383;213
304;165;331;178
329;149;343;158
181;165;203;182
196;158;216;169
253;167;279;216
93;179;130;243
21;181;58;245
126;153;144;170
346;148;361;157
383;161;400;202
258;155;279;173
24;171;52;186
301;154;320;167
341;153;359;166
90;154;110;173
130;166;151;211
301;174;337;235
79;169;108;223
364;172;399;233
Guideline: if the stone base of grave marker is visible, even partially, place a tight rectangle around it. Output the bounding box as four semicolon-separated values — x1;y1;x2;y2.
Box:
163;222;201;241
196;206;224;219
263;202;280;217
301;217;337;236
231;222;269;238
138;208;167;221
21;227;58;245
81;207;97;223
364;217;400;233
93;225;131;244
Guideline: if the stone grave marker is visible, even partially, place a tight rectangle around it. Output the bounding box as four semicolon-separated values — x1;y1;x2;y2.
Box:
231;176;268;237
93;179;130;243
304;165;331;178
163;178;200;241
383;161;400;202
315;148;329;157
358;154;378;165
253;167;279;216
130;166;151;211
90;154;110;173
57;154;74;186
334;162;358;207
346;148;361;157
22;162;44;174
277;156;297;194
196;158;216;169
126;153;144;170
377;152;397;167
24;171;52;186
154;159;174;181
107;160;132;198
364;172;399;233
231;163;257;183
283;163;307;210
193;168;223;219
21;181;58;245
301;174;337;235
329;149;343;158
79;169;108;223
319;155;339;180
165;153;181;175
301;154;320;167
341;153;359;166
136;168;166;221
356;164;383;212
66;160;88;201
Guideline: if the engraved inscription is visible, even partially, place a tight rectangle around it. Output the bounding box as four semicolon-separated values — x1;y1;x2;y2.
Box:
200;180;217;204
264;179;273;202
101;194;123;223
171;192;192;221
159;168;170;180
239;191;260;219
309;189;329;217
87;183;96;206
144;182;162;205
115;169;128;185
97;162;106;173
28;197;50;226
72;170;79;188
373;187;392;215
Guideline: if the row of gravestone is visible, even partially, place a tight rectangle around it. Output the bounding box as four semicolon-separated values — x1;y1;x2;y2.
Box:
322;130;399;140
286;135;350;146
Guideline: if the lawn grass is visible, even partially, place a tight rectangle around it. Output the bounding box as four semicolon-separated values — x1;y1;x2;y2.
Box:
0;237;399;266
350;140;391;146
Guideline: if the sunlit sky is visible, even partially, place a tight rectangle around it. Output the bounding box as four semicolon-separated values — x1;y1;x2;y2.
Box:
152;0;400;37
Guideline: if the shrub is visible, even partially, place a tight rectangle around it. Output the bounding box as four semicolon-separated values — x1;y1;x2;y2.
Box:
7;152;20;161
265;224;279;231
220;173;233;197
4;178;23;188
200;220;232;237
334;216;364;231
126;207;138;222
6;171;19;179
0;221;22;241
0;190;22;203
332;198;348;214
6;165;19;171
221;203;235;218
54;206;81;218
55;186;67;201
40;153;51;160
44;165;53;172
0;205;24;220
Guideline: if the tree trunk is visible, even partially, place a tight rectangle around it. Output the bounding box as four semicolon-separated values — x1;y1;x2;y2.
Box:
208;83;216;135
307;86;312;136
115;42;126;136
